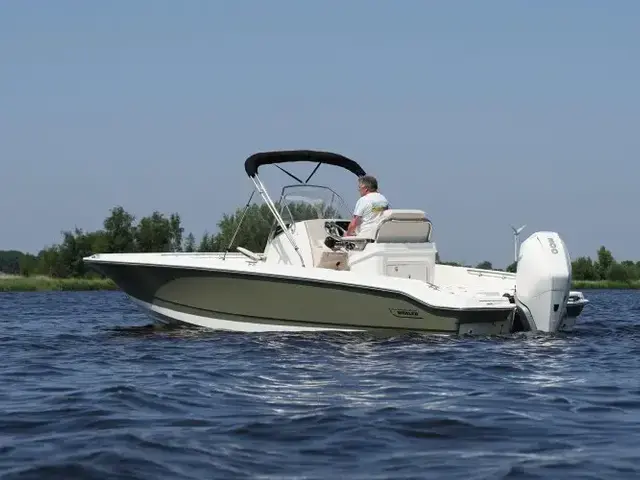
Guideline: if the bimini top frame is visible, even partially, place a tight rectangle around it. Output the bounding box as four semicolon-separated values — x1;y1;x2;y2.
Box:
244;150;366;180
238;150;367;267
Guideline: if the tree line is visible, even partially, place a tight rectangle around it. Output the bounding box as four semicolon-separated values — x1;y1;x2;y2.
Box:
0;204;638;283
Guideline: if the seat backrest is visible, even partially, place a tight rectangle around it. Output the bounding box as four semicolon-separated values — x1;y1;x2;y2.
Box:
374;209;432;243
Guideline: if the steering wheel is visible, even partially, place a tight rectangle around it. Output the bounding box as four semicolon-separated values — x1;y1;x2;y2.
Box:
324;221;346;238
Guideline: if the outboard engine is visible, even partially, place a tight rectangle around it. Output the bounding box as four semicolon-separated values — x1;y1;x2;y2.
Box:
514;231;572;333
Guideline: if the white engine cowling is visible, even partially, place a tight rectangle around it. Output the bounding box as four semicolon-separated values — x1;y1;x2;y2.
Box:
514;231;572;333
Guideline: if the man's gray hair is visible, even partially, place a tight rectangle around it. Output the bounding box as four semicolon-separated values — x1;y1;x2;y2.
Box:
358;175;378;191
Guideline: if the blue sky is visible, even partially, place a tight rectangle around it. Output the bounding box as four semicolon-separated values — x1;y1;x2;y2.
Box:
1;1;638;267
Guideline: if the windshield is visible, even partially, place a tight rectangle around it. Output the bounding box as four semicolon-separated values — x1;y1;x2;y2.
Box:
277;184;351;222
263;184;353;244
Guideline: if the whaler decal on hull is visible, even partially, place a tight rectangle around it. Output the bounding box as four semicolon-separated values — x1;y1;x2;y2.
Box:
389;308;423;319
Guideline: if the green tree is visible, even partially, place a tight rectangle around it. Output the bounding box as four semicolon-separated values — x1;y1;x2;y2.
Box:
135;211;177;253
57;229;84;277
571;256;598;280
169;213;184;251
607;262;630;283
198;232;218;252
0;250;24;274
18;253;38;276
103;206;137;253
596;246;614;280
184;233;196;252
36;245;67;278
620;260;640;281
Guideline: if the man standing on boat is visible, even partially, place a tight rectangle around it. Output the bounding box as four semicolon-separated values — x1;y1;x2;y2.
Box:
346;175;390;238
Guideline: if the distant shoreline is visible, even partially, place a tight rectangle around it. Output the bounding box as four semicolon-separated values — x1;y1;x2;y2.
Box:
0;275;117;292
0;275;638;293
571;280;640;290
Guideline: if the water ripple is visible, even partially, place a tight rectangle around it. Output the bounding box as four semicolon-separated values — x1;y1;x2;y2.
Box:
1;289;640;478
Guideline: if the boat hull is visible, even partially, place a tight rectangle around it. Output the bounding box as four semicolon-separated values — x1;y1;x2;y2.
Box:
93;262;515;335
566;301;587;318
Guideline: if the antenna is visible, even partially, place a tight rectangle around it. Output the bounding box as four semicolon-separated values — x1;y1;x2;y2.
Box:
510;224;526;263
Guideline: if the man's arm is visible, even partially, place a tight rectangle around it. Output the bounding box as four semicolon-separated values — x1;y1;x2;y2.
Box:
346;215;361;236
346;198;364;236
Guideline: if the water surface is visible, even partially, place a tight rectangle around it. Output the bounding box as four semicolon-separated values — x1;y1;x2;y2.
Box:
1;289;639;479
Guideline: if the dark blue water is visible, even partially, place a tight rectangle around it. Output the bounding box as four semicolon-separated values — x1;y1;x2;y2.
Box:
1;290;639;479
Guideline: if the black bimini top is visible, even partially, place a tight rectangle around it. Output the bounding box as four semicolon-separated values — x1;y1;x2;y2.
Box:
244;150;366;178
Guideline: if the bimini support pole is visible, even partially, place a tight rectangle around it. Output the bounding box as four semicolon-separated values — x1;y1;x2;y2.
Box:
250;174;306;267
222;190;255;261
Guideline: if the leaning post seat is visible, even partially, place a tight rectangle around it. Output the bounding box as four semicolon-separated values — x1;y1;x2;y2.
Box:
373;209;432;243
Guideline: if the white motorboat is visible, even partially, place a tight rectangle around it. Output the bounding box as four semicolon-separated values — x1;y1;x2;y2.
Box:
567;291;590;317
85;150;585;335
